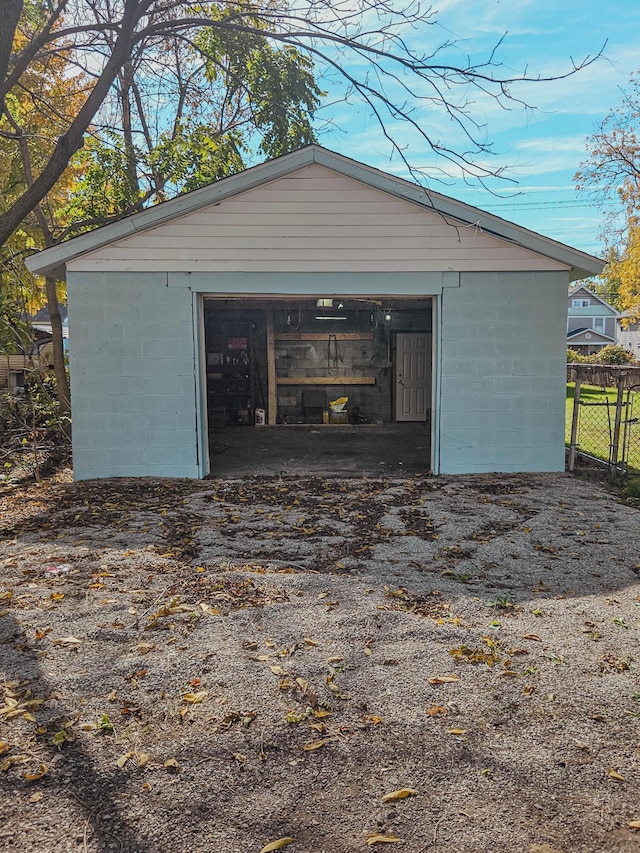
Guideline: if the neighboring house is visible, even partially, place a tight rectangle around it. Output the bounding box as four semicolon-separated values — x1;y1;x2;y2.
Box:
616;310;640;358
32;304;70;354
26;145;604;479
567;284;618;355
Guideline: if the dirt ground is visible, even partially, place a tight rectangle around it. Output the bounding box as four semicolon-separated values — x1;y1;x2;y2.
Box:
1;469;640;853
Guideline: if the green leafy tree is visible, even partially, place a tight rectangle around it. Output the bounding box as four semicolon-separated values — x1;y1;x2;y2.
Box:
62;13;322;230
0;0;603;249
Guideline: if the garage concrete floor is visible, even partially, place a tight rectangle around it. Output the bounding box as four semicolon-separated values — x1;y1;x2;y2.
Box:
207;423;431;478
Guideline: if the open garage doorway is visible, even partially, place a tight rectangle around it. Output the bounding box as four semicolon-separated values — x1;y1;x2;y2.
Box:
202;297;434;476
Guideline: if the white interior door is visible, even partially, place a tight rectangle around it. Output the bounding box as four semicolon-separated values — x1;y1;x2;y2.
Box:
395;332;431;422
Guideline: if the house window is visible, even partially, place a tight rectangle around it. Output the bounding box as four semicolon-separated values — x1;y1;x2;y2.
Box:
593;317;605;333
572;298;590;307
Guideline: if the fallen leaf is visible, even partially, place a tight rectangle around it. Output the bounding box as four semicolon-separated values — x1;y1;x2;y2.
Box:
259;838;294;853
627;820;640;829
116;752;135;768
54;636;82;646
0;741;10;755
447;728;467;736
29;792;43;803
364;646;373;656
425;704;448;716
381;788;417;802
428;675;458;684
607;767;625;781
269;666;287;676
137;752;150;767
303;738;330;751
522;633;542;641
366;834;404;845
163;757;180;769
304;637;317;646
24;764;48;781
182;691;208;704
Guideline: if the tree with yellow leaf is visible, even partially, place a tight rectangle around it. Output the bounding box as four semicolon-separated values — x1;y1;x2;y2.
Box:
576;73;640;322
1;11;88;415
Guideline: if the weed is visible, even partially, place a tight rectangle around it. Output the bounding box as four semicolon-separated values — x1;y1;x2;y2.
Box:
489;596;516;611
97;713;114;733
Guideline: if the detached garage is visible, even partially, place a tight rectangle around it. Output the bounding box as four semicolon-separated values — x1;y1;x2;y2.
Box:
26;145;604;479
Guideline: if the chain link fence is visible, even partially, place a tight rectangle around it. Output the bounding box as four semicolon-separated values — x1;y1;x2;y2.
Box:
567;364;640;476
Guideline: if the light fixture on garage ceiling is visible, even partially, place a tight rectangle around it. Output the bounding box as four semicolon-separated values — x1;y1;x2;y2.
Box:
384;310;392;322
315;315;348;321
316;298;333;308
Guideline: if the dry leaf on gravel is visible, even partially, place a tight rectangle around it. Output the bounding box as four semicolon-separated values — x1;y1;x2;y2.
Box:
381;788;417;802
302;738;332;751
53;636;81;645
117;752;135;768
427;675;458;684
259;838;294;852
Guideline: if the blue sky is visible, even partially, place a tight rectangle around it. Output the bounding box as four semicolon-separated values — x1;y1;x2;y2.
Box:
315;0;640;259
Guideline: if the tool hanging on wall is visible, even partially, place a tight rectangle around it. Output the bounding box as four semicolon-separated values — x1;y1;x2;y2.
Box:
327;334;342;376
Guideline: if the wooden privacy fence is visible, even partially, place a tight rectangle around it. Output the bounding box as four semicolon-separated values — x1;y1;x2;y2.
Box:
567;363;640;389
567;364;640;477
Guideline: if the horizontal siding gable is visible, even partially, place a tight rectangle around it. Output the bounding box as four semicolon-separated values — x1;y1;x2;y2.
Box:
569;285;618;315
68;164;570;274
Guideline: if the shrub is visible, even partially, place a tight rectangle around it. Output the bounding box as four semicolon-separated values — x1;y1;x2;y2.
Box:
591;344;635;364
0;368;70;479
567;348;590;363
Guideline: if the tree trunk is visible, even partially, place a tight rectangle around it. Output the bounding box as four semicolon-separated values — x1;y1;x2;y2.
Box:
45;276;71;435
0;0;142;247
0;0;23;88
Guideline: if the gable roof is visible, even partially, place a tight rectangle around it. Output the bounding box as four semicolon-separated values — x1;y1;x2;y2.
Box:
567;327;615;344
568;284;619;315
26;145;605;281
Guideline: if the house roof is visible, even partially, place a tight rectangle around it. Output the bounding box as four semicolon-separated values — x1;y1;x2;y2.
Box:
567;327;615;344
568;284;619;315
26;145;605;281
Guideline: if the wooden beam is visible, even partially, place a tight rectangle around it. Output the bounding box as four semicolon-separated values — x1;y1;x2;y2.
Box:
274;332;374;342
265;309;278;425
276;377;376;385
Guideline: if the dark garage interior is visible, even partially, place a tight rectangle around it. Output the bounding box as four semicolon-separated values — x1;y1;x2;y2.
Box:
203;297;433;475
